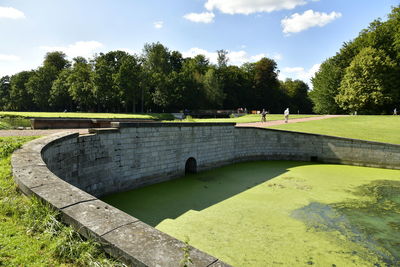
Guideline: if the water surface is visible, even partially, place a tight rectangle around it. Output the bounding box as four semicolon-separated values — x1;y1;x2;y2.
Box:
102;161;400;266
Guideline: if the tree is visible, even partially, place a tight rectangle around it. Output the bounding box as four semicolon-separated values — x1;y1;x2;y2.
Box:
252;58;280;111
114;54;142;112
281;79;312;114
68;57;96;111
203;68;225;108
26;52;69;110
0;76;11;110
8;71;35;111
335;47;398;113
50;69;74;111
217;49;229;68
310;57;344;114
93;51;131;112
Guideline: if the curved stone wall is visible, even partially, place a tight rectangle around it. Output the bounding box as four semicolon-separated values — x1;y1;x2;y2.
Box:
11;122;400;266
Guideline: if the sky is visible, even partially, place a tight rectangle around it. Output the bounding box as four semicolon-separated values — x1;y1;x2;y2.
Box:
0;0;398;85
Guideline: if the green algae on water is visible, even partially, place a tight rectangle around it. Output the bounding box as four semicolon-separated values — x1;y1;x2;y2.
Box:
102;161;400;267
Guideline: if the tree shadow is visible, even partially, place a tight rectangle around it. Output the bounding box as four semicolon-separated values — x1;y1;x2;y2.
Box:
101;160;308;227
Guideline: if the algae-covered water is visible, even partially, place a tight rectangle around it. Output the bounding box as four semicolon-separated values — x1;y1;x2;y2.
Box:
101;161;400;266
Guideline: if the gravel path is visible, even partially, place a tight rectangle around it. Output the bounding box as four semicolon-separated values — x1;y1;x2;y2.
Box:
0;115;345;136
0;129;89;137
236;115;345;128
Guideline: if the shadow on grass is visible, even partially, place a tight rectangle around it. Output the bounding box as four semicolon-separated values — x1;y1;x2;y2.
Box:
101;161;306;227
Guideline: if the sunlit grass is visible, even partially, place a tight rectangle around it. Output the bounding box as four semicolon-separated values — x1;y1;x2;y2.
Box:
269;115;400;144
169;114;319;123
0;111;173;120
0;136;125;266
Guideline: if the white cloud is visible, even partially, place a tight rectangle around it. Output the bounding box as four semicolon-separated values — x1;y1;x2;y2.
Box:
0;6;25;19
183;12;215;23
153;21;164;29
0;54;20;61
281;10;341;34
279;63;321;85
205;0;309;15
182;48;281;66
40;41;103;58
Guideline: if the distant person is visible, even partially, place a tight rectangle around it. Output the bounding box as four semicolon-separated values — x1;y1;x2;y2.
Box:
284;108;289;123
244;108;247;114
394;108;397;115
261;109;267;122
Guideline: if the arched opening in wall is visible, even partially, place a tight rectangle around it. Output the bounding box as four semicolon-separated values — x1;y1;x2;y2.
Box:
185;157;197;174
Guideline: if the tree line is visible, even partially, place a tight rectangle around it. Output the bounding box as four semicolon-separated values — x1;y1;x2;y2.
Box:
0;44;312;114
310;5;400;114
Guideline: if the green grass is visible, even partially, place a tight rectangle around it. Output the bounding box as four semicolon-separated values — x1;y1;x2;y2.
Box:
0;116;31;129
102;161;400;267
269;115;400;145
0;111;174;120
0;137;125;266
169;114;318;123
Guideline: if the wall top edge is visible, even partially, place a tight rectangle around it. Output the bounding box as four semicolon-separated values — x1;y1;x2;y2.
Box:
111;122;237;128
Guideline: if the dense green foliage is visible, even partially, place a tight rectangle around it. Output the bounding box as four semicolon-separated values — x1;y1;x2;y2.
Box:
0;137;125;266
0;45;312;114
311;6;400;114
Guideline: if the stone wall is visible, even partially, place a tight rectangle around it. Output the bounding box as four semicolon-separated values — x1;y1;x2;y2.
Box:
235;127;400;169
12;122;400;266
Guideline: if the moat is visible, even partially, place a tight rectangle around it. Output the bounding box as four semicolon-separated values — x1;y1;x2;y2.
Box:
102;160;400;267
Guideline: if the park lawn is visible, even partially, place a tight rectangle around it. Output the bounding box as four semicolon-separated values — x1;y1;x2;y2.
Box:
269;115;400;145
0;111;173;120
0;137;124;266
174;114;319;123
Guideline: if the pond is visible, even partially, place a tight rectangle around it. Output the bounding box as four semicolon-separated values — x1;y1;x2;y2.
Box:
101;161;400;266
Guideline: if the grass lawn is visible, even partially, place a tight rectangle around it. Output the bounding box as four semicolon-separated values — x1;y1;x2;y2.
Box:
269;115;400;145
102;161;400;267
0;111;173;120
172;114;319;123
0;137;124;266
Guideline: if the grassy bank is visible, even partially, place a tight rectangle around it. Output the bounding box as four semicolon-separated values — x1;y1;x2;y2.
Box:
0;137;124;266
0;111;174;120
269;115;400;144
172;114;318;123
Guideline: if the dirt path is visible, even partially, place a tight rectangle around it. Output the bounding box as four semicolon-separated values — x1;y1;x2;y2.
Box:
236;115;345;128
0;129;89;137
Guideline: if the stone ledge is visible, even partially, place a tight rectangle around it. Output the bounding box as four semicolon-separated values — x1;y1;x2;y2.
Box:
101;221;222;267
111;122;236;128
11;132;232;267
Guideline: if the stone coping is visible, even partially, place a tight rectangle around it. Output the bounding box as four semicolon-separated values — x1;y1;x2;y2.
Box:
111;122;236;128
11;131;231;267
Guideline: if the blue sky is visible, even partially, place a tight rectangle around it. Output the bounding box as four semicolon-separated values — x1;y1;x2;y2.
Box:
0;0;398;85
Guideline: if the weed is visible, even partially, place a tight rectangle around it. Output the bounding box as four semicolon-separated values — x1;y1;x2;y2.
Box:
180;237;193;267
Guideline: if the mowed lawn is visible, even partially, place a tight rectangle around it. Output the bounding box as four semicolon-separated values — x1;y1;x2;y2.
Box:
177;114;318;123
269;115;400;145
0;111;170;120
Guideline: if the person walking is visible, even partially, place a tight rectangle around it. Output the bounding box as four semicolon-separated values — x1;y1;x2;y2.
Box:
394;108;397;115
284;108;289;123
261;109;267;122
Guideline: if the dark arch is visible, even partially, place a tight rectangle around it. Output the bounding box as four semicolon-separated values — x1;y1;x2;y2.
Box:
185;157;197;174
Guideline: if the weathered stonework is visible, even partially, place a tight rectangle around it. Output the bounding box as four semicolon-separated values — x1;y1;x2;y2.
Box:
11;122;400;266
